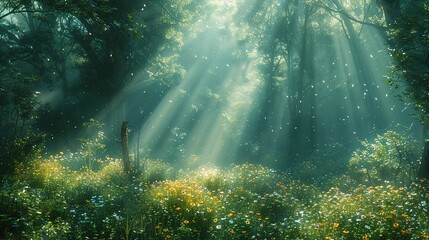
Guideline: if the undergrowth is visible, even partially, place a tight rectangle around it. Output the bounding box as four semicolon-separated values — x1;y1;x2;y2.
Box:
1;131;428;239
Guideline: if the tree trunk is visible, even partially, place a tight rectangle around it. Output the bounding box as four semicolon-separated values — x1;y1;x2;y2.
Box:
333;0;386;131
418;139;429;179
287;6;313;162
121;121;131;175
378;1;429;180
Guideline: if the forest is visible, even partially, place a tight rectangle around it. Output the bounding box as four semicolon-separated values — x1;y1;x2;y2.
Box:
0;0;428;239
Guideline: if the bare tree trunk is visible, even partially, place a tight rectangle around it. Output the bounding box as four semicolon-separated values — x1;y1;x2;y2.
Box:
121;121;131;175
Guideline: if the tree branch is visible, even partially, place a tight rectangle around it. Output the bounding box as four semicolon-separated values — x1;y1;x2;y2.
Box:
0;9;52;20
320;3;387;31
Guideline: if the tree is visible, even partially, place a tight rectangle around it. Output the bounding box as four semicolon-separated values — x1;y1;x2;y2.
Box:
378;1;429;178
0;0;46;176
322;0;429;179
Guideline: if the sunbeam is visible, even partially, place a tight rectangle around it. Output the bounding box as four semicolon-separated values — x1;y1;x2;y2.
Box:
2;0;429;239
93;0;421;169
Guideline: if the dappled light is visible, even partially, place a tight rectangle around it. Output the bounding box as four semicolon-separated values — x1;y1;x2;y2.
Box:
1;0;428;239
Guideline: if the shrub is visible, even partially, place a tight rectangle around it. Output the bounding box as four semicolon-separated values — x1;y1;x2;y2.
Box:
348;131;421;186
79;119;107;171
139;180;220;239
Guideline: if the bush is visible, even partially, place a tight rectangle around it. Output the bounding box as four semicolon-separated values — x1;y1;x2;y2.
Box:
348;131;421;186
140;180;220;239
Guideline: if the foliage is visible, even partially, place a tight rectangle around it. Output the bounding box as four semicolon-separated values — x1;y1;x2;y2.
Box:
79;119;107;171
300;182;429;239
2;153;429;240
386;2;429;125
0;0;207;150
0;133;44;179
141;159;176;184
348;131;421;186
0;64;42;177
289;143;351;187
141;180;219;239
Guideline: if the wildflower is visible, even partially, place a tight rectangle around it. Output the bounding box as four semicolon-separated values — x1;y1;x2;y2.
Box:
393;223;399;228
59;151;64;155
184;220;189;224
163;228;169;232
380;211;385;215
361;234;369;240
333;223;339;228
246;220;251;225
213;218;218;223
343;230;349;234
325;237;332;240
175;207;181;211
207;207;212;212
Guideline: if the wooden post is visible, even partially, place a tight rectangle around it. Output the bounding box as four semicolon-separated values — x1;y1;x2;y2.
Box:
121;121;131;175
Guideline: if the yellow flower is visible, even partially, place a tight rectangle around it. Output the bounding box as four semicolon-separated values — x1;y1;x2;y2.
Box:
59;151;64;155
207;208;212;212
325;237;332;240
333;223;339;228
175;207;181;211
393;223;399;228
213;218;218;223
245;220;251;225
184;220;189;224
163;228;169;232
361;234;369;240
343;230;350;234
